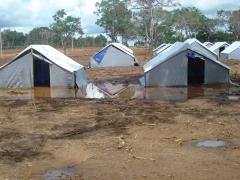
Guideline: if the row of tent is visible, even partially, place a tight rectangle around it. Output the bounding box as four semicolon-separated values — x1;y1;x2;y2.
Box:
203;41;240;61
154;41;240;61
0;43;138;89
0;38;238;88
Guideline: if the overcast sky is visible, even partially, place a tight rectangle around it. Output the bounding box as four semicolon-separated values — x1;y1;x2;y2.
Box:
0;0;239;35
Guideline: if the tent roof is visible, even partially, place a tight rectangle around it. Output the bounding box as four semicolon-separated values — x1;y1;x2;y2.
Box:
1;45;84;72
155;43;172;55
111;43;134;57
184;38;218;58
94;43;135;58
185;39;214;50
210;42;229;51
203;42;213;46
143;41;230;73
222;41;240;54
153;43;167;52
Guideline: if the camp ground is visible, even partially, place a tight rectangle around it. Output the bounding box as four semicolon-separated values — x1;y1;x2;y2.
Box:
0;45;87;88
1;1;240;179
203;42;213;48
220;41;240;60
141;42;230;87
209;42;229;57
154;43;172;56
90;43;138;68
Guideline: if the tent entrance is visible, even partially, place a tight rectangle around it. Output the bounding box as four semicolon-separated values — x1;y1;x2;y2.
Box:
187;52;205;85
219;46;225;56
33;57;50;87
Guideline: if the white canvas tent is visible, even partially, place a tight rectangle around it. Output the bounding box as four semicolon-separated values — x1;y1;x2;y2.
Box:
209;42;229;57
0;45;87;88
203;42;213;48
220;41;240;60
184;39;218;60
141;42;230;87
90;43;138;68
153;43;167;54
154;43;172;56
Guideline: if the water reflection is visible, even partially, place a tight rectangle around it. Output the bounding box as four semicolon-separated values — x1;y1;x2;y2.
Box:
77;83;105;99
0;83;239;101
95;82;127;97
128;84;239;101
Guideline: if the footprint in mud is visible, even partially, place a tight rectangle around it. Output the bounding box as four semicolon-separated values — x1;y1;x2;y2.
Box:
43;166;79;180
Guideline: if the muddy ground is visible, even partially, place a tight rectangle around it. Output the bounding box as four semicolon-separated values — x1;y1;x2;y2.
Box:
0;48;240;180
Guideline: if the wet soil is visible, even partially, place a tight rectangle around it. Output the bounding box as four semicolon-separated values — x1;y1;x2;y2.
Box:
0;97;240;179
0;48;240;180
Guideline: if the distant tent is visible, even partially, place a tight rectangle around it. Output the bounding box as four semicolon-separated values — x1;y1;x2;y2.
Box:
0;45;87;88
220;41;240;60
153;43;167;54
141;42;230;87
154;43;172;56
184;39;218;60
209;42;229;57
90;43;138;68
203;42;213;48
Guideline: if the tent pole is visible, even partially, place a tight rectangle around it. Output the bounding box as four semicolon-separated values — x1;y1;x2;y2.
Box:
144;73;147;88
0;28;2;57
144;73;147;99
31;48;35;88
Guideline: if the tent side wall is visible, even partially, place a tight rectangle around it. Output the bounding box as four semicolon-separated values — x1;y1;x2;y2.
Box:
75;68;87;88
50;64;75;88
204;60;230;84
220;53;229;61
90;57;99;68
228;48;240;60
145;52;188;87
0;54;33;88
99;46;135;67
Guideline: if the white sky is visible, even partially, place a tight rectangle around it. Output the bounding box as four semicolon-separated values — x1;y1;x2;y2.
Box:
0;0;239;35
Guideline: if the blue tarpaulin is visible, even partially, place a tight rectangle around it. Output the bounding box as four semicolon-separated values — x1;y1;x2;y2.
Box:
187;51;196;59
93;48;108;63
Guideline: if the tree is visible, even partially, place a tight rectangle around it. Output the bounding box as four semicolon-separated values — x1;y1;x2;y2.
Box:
27;27;54;45
217;10;240;40
95;34;107;46
95;0;133;42
170;7;213;41
51;9;83;53
2;29;26;49
75;35;107;47
210;31;235;42
133;7;173;48
130;0;180;49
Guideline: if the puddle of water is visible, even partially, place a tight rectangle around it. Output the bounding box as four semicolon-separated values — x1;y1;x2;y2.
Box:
128;84;239;102
193;140;226;148
43;166;78;180
227;95;240;101
0;83;239;101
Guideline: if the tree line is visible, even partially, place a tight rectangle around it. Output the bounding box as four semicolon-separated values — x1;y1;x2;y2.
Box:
1;9;107;51
1;0;240;50
96;0;239;49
